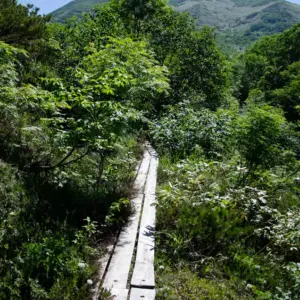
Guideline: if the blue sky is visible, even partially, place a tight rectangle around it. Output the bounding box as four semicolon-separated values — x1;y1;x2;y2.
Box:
287;0;300;4
19;0;300;15
19;0;72;14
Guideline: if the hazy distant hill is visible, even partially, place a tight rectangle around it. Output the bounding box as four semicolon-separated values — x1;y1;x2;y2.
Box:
170;0;300;48
51;0;107;21
51;0;300;48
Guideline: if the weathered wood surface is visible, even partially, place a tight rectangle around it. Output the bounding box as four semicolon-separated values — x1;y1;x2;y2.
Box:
131;149;158;288
109;288;129;299
133;151;151;193
93;243;114;300
130;288;156;300
100;144;158;299
144;156;158;195
130;193;156;288
102;196;143;290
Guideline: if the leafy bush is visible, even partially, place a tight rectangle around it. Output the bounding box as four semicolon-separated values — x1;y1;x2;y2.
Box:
156;266;252;300
0;217;96;299
151;102;235;158
237;23;300;121
0;9;147;298
234;104;290;171
156;156;300;298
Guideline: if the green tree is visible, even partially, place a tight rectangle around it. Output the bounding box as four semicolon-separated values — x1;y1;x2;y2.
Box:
145;11;228;109
0;0;50;49
235;104;288;174
273;62;300;121
238;24;300;121
112;0;169;36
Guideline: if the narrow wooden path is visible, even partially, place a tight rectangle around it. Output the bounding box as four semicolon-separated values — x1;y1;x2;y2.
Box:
95;143;158;300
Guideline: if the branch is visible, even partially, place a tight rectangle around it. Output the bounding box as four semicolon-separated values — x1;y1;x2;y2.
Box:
52;145;77;168
287;164;300;177
57;149;90;168
40;145;89;170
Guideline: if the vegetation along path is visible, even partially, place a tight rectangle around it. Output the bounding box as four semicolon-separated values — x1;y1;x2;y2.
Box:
95;143;158;300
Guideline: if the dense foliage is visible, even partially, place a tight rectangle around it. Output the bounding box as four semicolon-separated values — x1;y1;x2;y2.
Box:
152;22;300;300
51;0;300;52
0;35;142;300
235;23;300;121
1;0;300;299
0;0;226;298
0;0;50;49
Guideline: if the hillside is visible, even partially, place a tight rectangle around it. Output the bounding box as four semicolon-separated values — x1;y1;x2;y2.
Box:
51;0;107;21
51;0;300;48
178;0;300;48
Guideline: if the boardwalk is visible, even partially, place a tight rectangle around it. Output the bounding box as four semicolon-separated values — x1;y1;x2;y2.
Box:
95;143;158;300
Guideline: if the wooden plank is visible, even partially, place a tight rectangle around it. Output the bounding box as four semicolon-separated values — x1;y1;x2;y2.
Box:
129;288;155;300
94;150;147;300
133;151;151;193
144;156;159;195
101;145;159;296
102;147;152;291
93;244;114;300
103;197;143;290
131;193;156;288
109;288;129;300
131;148;158;288
99;244;114;280
145;143;158;158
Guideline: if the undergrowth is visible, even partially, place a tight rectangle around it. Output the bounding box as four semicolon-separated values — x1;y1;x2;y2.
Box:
0;136;140;299
153;102;300;299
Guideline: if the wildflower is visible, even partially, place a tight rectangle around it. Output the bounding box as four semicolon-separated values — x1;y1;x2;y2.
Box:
87;279;93;285
78;262;86;268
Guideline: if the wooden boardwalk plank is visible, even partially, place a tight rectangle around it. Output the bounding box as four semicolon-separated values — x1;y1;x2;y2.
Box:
145;142;158;158
144;156;158;195
100;144;159;297
103;196;143;290
129;288;155;300
133;151;151;193
130;193;156;288
102;148;151;292
131;150;158;288
93;243;114;300
98;244;114;279
109;288;129;300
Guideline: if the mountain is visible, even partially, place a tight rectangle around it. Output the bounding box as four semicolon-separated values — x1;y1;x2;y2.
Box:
51;0;300;48
51;0;107;21
171;0;300;48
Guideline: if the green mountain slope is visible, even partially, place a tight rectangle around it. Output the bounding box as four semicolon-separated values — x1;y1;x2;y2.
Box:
51;0;108;22
171;0;300;48
51;0;300;48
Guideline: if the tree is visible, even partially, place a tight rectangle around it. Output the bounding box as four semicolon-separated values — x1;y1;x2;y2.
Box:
237;24;300;121
235;104;288;173
0;0;50;49
272;62;300;121
112;0;169;36
33;37;169;179
144;11;227;109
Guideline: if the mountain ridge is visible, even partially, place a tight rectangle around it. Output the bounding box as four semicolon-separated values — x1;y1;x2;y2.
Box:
51;0;300;48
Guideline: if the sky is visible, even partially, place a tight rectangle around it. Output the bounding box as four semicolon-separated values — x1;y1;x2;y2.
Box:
19;0;300;15
287;0;300;4
19;0;72;14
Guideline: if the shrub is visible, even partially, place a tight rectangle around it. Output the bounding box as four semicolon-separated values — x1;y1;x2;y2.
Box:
151;101;235;158
156;157;299;297
234;104;292;173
